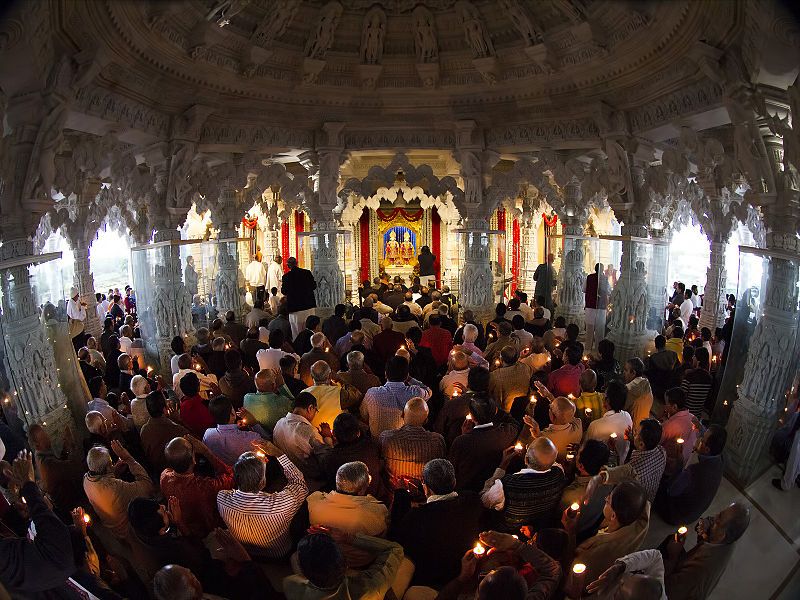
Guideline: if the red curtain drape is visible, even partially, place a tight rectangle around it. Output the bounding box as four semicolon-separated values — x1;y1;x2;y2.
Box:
431;208;441;285
359;208;370;283
497;209;506;298
376;208;424;222
512;218;521;295
294;210;304;268
281;221;289;272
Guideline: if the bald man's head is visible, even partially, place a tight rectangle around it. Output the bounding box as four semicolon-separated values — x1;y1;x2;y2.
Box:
254;369;277;392
551;396;576;425
451;350;469;371
396;347;411;362
381;317;394;331
617;574;663;600
153;564;203;600
527;436;558;470
580;368;598;392
85;411;107;435
311;360;332;384
164;437;194;474
403;397;429;427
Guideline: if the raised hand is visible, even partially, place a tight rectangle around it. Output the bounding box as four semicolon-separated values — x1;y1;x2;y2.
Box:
110;440;132;463
586;562;625;595
479;530;522;552
8;450;35;488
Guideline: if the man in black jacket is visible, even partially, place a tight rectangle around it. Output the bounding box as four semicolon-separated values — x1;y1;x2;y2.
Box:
418;246;436;287
0;450;75;596
391;458;486;587
281;256;317;339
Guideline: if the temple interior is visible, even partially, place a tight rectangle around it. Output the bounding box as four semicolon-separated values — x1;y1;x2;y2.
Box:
0;0;799;599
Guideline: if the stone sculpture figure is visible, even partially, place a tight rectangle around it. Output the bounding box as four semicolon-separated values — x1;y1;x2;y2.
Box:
499;0;543;45
456;1;494;58
185;256;199;296
360;6;386;65
413;5;438;62
305;1;343;59
252;0;299;45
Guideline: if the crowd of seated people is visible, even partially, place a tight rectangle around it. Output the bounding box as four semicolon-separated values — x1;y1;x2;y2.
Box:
0;275;755;600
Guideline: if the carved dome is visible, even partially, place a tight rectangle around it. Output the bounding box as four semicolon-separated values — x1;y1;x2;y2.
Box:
61;0;741;130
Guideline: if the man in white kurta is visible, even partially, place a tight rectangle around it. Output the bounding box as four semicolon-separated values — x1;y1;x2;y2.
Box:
266;255;284;299
67;286;87;350
245;258;267;303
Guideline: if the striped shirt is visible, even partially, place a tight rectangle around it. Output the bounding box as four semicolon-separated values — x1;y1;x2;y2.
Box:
379;425;445;482
360;380;432;438
216;455;308;557
681;368;713;418
627;446;667;501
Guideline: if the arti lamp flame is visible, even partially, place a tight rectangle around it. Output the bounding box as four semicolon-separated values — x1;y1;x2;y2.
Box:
473;542;486;556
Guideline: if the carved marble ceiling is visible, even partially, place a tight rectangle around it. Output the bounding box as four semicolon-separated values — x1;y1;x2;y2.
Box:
35;1;743;131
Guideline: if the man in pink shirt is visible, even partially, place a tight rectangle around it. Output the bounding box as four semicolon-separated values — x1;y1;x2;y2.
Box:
660;387;699;463
547;344;585;398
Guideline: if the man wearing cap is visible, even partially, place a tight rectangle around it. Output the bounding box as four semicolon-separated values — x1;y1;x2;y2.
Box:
67;286;88;351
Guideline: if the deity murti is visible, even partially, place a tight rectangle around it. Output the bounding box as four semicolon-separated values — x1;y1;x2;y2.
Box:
400;231;414;264
385;230;400;264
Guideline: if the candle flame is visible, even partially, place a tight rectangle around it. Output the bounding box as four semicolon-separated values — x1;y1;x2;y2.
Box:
473;542;486;556
83;513;91;524
677;437;684;444
570;502;580;511
610;432;617;439
465;413;473;421
514;442;523;451
677;526;688;535
572;563;586;574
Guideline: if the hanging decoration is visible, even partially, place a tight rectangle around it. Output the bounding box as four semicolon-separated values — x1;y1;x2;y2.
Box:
241;216;259;230
376;208;424;222
543;213;558;228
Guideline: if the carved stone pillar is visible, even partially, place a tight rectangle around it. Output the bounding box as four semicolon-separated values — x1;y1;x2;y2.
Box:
148;226;194;374
700;238;729;331
311;221;344;319
0;238;72;441
459;219;495;322
215;226;243;318
72;241;101;337
646;229;670;332
606;223;652;362
725;241;799;484
555;221;586;329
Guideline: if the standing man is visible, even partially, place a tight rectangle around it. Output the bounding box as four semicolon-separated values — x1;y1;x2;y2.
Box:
534;253;557;311
282;256;317;339
267;254;284;301
417;245;436;288
585;263;611;352
245;252;267;303
67;286;88;351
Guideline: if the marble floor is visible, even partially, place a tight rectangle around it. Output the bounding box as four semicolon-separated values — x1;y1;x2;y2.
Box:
641;463;800;599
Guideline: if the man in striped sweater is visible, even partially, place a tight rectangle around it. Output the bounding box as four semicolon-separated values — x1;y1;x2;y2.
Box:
480;436;564;533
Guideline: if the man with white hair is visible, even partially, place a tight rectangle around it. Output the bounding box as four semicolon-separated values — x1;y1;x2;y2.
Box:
440;351;471;397
379;397;445;492
67;285;88;350
306;461;389;567
83;440;154;538
481;436;565;532
401;291;423;317
336;350;381;396
299;331;340;386
303;360;360;427
525;395;583;462
129;374;152;428
371;317;406;364
458;322;486;365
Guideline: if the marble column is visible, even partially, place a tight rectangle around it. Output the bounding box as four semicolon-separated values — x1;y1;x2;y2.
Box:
0;238;73;441
72;241;101;337
725;247;799;484
520;217;539;296
555;221;587;330
148;227;194;374
645;229;670;332
699;237;729;331
311;220;344;319
606;223;652;362
215;226;244;318
459;219;495;322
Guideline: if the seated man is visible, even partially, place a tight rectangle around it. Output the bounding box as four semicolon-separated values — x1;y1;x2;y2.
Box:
280;354;307;398
83;441;154;538
574;368;605;422
173;353;219;401
623;358;654;430
657;424;727;525
218;349;256;409
160;435;234;539
440;350;471;397
660;387;699;465
292;314;321;357
524;394;583;462
273;392;334;490
391;459;486;587
371;317;407;365
320;412;385;500
257;329;300;371
336;350;381;399
662;502;750;600
488;345;532;413
547;343;585;398
303;360;360;426
560;439;612;541
379;397;445;493
240;327;268;371
299;332;340;386
307;461;389;568
602;418;667;502
203;395;266;466
584;549;666;600
647;334;678;399
283;530;404;600
178;372;217;438
243;368;294;432
586;380;633;460
449;393;519;492
129;374;152;429
139;391;188;476
217;442;308;558
569;480;650;583
520;335;551;373
481;437;565;533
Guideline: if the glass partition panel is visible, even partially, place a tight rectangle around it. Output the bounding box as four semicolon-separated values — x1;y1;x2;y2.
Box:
298;230;352;302
454;229;507;305
29;252;69;320
713;246;799;423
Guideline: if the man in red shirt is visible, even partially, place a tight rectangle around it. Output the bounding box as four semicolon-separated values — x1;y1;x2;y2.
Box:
179;372;215;437
420;315;453;368
547;343;585;398
372;317;407;365
160;435;234;539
